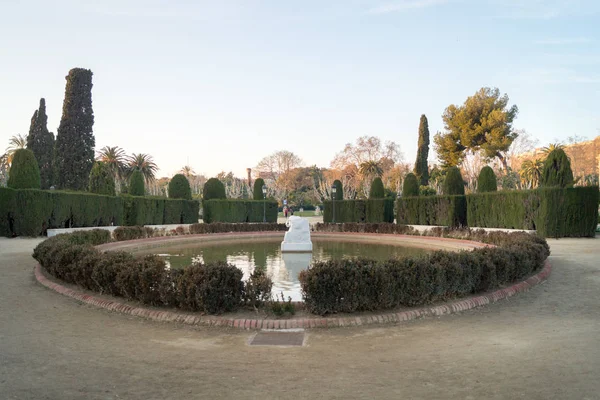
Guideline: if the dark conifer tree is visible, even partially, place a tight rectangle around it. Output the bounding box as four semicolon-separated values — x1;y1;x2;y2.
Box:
55;68;95;190
253;178;266;200
414;114;430;186
26;98;55;189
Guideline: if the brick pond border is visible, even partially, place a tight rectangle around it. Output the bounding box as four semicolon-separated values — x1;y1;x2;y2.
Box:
34;232;552;330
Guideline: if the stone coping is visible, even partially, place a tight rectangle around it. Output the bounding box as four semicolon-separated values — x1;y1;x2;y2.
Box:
34;232;551;330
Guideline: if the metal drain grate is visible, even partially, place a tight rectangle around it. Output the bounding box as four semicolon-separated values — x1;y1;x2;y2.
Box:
249;330;306;347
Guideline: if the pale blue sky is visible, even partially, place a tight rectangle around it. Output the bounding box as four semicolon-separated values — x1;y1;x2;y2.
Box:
1;0;599;178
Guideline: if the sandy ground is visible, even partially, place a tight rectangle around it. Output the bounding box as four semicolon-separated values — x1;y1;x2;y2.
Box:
0;236;599;400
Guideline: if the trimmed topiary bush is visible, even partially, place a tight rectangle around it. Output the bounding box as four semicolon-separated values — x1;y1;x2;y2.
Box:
402;173;419;197
88;162;116;196
369;177;385;199
203;178;226;200
7;148;41;189
332;179;343;200
129;169;145;196
168;174;192;200
253;178;265;200
443;166;465;195
477;166;497;193
540;148;574;188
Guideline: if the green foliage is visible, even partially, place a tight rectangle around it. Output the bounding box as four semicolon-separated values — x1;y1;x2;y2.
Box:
0;188;198;236
253;178;266;200
88;161;116;196
397;195;467;227
419;186;437;196
203;177;226;200
537;186;599;238
299;231;548;315
414;114;430;185
202;200;278;223
434;87;518;169
129;169;145;196
467;190;539;230
0;187;16;236
477;166;497;193
168;174;192;200
33;232;264;314
7;148;41;189
402;173;419;197
189;223;287;234
443;167;465;195
26;98;55;189
323;199;394;223
369;177;385;199
332;179;343;200
243;267;273;309
540;148;574;188
55;68;95;191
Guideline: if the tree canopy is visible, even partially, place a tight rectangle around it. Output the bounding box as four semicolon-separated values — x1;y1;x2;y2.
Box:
26;98;55;189
8;148;41;189
55;68;95;190
434;87;518;171
168;174;192;200
414;114;430;186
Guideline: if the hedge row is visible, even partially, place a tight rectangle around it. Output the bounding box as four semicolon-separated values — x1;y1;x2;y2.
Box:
322;199;394;223
33;230;272;314
111;223;288;241
299;230;550;315
0;187;199;237
396;195;467;228
202;199;278;223
399;186;598;237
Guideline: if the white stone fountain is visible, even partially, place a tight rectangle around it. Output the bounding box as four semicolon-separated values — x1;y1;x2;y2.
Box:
281;216;313;252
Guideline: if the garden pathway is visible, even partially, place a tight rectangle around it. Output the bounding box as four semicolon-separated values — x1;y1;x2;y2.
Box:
0;236;598;399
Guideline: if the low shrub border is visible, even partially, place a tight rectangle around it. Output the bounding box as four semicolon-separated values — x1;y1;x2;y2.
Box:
33;224;551;324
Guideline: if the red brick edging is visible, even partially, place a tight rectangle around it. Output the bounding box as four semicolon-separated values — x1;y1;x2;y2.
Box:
34;259;551;330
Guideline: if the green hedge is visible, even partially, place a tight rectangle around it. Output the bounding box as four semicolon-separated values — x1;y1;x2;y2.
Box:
323;199;394;223
299;231;550;315
396;195;467;227
33;232;271;314
537;186;599;238
467;186;598;236
0;187;199;237
202;199;278;223
467;190;539;230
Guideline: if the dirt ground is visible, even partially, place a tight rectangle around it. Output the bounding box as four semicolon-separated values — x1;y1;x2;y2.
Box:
0;236;599;400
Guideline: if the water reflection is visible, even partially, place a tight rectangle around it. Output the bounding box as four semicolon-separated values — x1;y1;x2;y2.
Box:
147;240;429;301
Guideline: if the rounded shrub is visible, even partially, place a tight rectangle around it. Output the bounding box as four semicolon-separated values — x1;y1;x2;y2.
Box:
253;178;265;200
7;148;41;189
88;161;116;196
443;166;465;195
402;173;419;197
540;148;574;188
477;166;497;193
168;173;192;200
369;177;385;199
332;179;343;200
203;177;226;200
129;169;145;196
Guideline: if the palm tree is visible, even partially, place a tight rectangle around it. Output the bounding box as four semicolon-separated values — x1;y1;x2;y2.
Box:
358;160;383;178
96;146;127;181
541;143;564;156
519;159;543;189
4;134;27;165
180;165;195;178
127;153;158;183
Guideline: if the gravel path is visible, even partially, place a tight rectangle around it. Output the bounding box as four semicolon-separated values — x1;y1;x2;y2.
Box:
1;236;598;400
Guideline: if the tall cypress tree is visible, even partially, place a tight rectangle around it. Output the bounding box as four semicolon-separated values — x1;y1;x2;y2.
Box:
55;68;95;190
414;114;430;186
26;98;55;189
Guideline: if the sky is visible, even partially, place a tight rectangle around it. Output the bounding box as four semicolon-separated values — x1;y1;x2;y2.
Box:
1;0;599;178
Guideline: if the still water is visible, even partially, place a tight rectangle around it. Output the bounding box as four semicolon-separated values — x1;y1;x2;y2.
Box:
145;239;429;301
